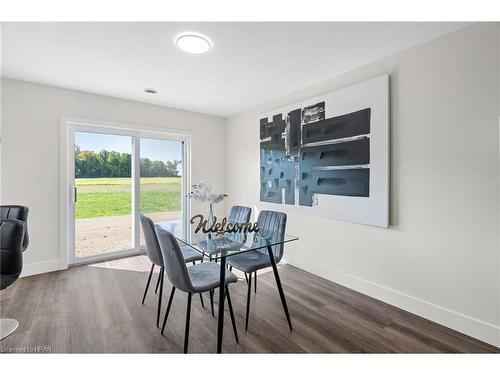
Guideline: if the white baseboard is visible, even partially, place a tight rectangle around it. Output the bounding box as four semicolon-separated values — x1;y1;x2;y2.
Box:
291;262;500;348
20;259;66;277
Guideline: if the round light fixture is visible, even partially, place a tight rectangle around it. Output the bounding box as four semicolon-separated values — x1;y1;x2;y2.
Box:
175;33;211;54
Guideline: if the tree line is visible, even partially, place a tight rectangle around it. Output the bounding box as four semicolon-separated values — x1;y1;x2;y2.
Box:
75;146;181;178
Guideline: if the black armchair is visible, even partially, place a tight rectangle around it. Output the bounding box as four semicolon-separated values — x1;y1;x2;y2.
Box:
0;205;29;341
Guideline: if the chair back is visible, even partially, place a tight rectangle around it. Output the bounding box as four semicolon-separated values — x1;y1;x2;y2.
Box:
0;219;26;290
256;210;287;262
140;214;164;266
155;225;193;293
225;205;252;244
0;205;29;251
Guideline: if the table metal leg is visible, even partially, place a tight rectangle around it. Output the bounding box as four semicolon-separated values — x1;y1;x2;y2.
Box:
267;246;293;331
216;256;226;353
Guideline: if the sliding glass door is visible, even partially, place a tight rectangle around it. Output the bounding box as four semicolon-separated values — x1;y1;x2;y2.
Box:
67;124;187;264
139;138;184;245
74;131;134;258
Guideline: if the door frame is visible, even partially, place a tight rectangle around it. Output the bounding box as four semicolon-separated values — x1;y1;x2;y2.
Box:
59;116;191;267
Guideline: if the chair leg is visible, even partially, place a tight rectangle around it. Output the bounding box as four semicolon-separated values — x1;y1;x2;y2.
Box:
156;266;164;327
155;268;161;293
199;293;205;309
161;286;176;335
244;272;248;284
209;290;214;317
225;287;238;343
229;265;233;271
254;271;257;294
192;261;195;265
141;263;154;304
245;272;252;331
184;293;192;353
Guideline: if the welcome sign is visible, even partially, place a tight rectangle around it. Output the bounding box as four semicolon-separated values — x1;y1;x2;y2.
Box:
190;214;259;236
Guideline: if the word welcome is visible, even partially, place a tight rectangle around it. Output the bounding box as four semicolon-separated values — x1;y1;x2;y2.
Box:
190;214;259;235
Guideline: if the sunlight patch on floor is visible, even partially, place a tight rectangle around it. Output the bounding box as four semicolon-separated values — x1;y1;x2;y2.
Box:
88;255;154;273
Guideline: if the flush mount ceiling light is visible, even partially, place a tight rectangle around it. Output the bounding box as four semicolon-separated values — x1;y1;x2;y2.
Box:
175;33;212;54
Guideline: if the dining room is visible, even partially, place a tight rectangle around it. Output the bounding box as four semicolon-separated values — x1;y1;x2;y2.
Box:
0;8;499;370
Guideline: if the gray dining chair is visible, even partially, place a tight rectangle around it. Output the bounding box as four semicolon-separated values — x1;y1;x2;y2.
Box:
155;225;239;353
207;205;251;263
204;205;252;315
140;214;205;327
227;210;291;331
225;205;252;243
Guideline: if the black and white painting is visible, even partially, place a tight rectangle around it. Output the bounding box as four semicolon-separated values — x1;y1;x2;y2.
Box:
259;75;389;227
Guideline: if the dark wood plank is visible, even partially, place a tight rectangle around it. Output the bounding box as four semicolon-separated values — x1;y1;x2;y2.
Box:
0;256;497;353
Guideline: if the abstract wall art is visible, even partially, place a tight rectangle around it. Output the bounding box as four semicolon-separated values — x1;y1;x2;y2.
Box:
259;75;390;227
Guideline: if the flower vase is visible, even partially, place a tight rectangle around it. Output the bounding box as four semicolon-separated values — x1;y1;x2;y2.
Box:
208;203;214;239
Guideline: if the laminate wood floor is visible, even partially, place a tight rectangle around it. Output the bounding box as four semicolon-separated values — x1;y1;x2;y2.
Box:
1;255;497;353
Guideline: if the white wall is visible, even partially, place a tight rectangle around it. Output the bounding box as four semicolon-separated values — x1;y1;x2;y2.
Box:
226;23;500;346
1;78;226;276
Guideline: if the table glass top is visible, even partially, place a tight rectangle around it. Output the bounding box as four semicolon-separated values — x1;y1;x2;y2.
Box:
156;220;299;260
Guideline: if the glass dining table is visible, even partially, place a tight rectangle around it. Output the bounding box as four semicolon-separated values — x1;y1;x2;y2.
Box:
156;220;299;353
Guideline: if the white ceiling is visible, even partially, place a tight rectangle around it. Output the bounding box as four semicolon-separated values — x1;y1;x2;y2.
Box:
1;22;467;117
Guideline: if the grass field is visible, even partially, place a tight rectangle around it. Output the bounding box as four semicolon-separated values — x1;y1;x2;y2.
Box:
75;177;181;219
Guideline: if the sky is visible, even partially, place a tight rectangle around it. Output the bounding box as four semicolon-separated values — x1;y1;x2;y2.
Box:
75;131;182;162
